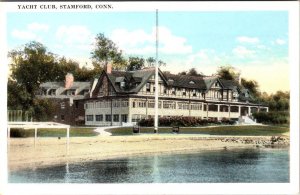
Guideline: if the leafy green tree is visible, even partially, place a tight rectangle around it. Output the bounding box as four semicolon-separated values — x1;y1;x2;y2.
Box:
187;68;203;76
146;57;155;67
9;41;59;96
91;33;126;70
217;65;240;80
127;57;145;71
7;79;32;110
241;78;260;97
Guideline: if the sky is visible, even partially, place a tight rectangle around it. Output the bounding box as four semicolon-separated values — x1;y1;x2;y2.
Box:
7;11;289;94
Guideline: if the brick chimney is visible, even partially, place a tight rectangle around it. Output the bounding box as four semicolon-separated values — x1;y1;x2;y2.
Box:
65;73;74;89
106;62;112;74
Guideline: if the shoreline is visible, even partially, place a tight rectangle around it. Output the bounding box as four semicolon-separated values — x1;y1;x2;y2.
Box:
8;134;289;172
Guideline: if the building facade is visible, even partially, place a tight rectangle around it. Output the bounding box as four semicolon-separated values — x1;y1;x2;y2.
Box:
37;73;90;125
84;67;268;126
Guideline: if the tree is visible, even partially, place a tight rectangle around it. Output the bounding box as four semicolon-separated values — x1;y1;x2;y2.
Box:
126;57;145;71
91;33;126;70
9;41;59;96
187;68;203;76
241;78;260;97
146;57;155;67
217;65;240;80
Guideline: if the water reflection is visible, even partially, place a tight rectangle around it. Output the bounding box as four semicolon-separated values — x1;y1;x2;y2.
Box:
9;148;289;183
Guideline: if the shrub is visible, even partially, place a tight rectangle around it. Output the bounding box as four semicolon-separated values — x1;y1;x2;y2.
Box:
252;111;289;124
139;116;235;127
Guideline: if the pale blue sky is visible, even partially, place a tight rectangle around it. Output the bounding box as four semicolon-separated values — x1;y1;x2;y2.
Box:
7;11;288;93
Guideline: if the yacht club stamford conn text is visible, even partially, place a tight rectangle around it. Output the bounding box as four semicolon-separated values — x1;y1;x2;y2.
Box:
17;4;113;10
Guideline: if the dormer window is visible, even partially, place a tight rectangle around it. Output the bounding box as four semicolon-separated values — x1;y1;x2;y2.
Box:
49;89;56;96
245;92;249;98
192;89;197;97
120;81;125;88
146;83;151;92
189;81;195;85
182;89;186;96
215;82;219;87
172;88;176;95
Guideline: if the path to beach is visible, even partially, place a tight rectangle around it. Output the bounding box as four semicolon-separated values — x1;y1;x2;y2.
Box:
8;126;289;171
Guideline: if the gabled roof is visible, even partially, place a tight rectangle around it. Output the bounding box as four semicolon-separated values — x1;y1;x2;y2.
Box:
39;81;90;97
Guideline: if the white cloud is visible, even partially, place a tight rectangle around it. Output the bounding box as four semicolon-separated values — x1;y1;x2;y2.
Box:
232;46;255;58
11;29;37;40
109;26;192;55
11;22;49;41
27;22;49;32
55;25;94;52
237;36;259;44
275;39;286;45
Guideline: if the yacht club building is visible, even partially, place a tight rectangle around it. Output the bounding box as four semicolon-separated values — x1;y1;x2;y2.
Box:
84;66;268;126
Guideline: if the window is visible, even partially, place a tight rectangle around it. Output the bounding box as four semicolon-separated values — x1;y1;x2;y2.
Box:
61;115;65;121
75;101;79;109
121;114;128;122
96;115;103;121
164;88;167;94
172;88;176;95
178;102;189;110
192;89;197;97
138;101;146;107
60;102;65;109
49;89;56;96
146;83;151;92
163;101;176;109
132;102;136;108
113;114;119;122
86;115;93;121
105;115;111;122
182;89;186;96
120;81;125;88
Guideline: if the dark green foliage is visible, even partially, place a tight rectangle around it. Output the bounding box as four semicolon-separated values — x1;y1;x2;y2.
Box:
32;98;56;121
252;111;289;124
177;68;203;76
139;116;236;127
127;57;145;71
91;33;126;70
217;65;240;80
241;78;260;97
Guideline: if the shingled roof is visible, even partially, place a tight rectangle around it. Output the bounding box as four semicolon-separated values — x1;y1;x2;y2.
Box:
95;67;255;102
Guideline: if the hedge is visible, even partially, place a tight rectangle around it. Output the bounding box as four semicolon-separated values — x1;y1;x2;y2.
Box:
138;116;236;127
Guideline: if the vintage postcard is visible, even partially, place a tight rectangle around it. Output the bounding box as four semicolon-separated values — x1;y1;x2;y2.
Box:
0;1;299;195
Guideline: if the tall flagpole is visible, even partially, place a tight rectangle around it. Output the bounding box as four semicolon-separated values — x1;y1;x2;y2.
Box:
154;9;159;133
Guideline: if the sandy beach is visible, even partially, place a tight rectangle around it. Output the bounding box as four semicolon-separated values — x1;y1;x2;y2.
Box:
8;134;289;171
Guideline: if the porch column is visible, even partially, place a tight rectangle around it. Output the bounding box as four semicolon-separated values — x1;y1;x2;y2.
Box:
248;106;251;116
128;98;132;123
238;106;241;116
228;105;231;118
266;107;269;112
189;100;191;116
206;103;209;118
146;98;148;118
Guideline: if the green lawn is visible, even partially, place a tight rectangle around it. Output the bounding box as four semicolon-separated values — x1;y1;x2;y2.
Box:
10;125;289;138
10;127;98;137
108;125;289;136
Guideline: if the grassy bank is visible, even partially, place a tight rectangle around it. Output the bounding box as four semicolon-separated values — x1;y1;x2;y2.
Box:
108;125;289;136
10;127;98;138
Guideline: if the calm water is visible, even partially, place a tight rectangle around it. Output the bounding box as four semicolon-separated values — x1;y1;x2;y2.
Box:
9;148;289;183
